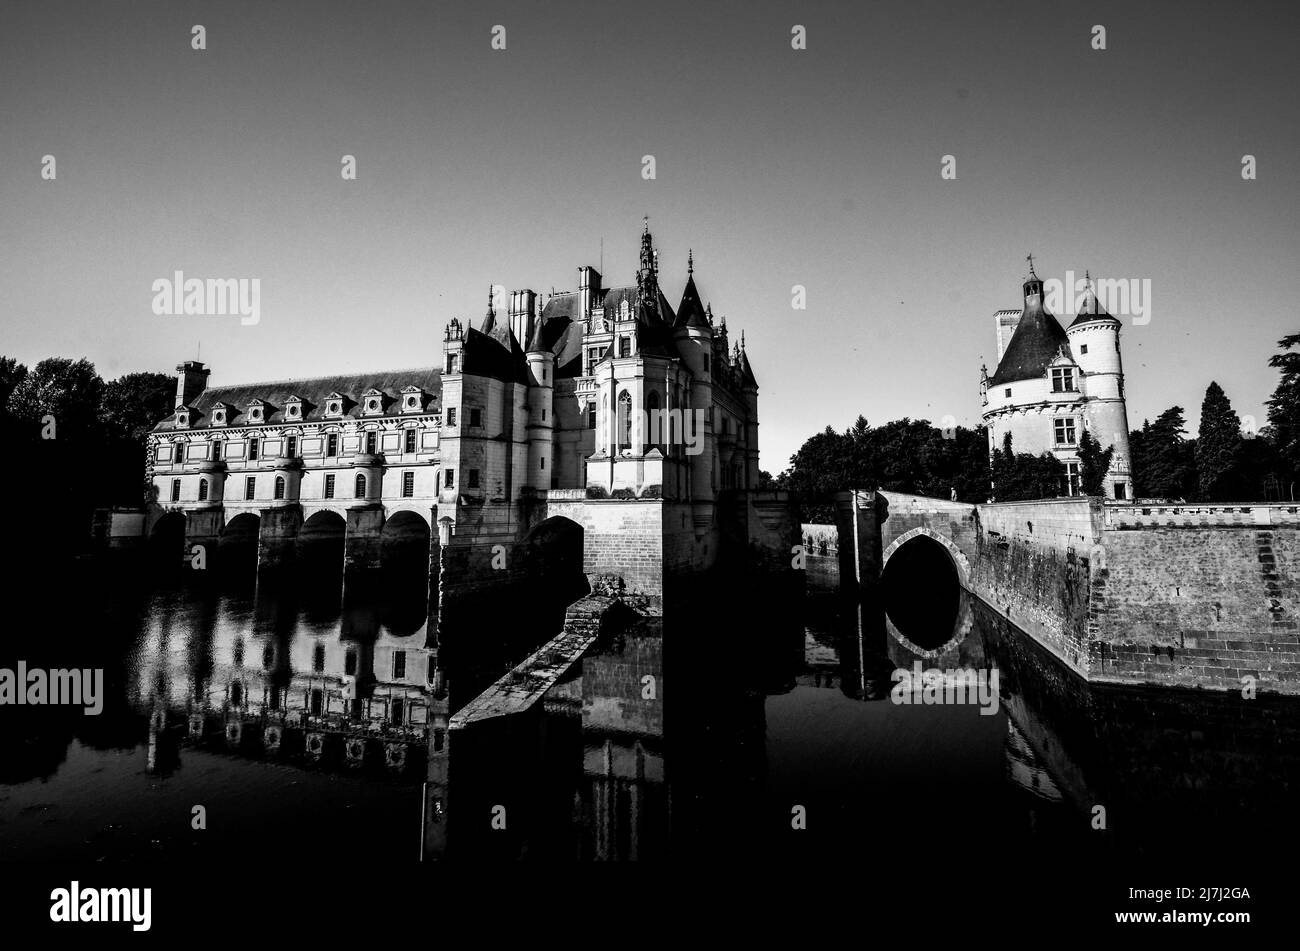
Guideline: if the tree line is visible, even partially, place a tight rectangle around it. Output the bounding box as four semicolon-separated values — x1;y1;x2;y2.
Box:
775;334;1300;519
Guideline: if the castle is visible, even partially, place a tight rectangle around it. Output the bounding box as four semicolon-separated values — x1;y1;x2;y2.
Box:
980;260;1133;499
143;222;777;605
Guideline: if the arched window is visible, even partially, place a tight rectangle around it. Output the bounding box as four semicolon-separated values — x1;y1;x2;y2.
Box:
198;478;209;501
618;391;633;449
355;473;367;499
645;390;662;451
274;476;285;500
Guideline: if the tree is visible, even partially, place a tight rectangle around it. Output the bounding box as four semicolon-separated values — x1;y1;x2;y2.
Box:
1077;431;1114;496
990;432;1066;501
1196;381;1244;501
1266;333;1300;485
100;371;177;504
1131;407;1196;499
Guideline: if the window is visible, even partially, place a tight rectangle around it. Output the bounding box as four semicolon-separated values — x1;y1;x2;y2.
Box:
1114;482;1127;500
1004;388;1011;398
587;346;608;374
287;404;299;418
618;391;633;448
402;471;414;497
393;651;406;679
313;643;325;673
198;478;209;501
248;438;259;460
310;689;323;716
1080;344;1089;355
171;479;181;502
703;354;710;373
469;408;482;427
262;644;274;669
344;651;357;676
446;353;459;374
1051;367;1075;392
391;698;404;724
366;398;379;413
447;407;457;426
619;337;631;358
211;441;221;461
355;473;367;498
406;395;418;409
233;639;244;665
324;473;335;499
365;431;377;454
444;469;455;488
1063;462;1081;497
274;476;285;500
245;476;255;500
1054;417;1077;446
231;683;243;706
540;457;545;470
285;436;297;457
468;469;480;488
327;433;338;456
427;656;436;683
587;405;597;428
405;429;417;453
329;401;341;415
541;408;546;421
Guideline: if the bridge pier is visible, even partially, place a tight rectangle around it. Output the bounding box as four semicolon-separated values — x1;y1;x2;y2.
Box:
185;506;224;567
257;504;303;576
344;504;385;577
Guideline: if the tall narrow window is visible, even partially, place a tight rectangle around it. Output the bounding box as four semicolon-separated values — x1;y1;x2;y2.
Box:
310;689;323;716
274;476;285;500
619;337;631;358
587;405;597;429
245;476;255;500
1053;417;1077;446
468;469;480;488
355;473;367;498
444;469;455;488
646;390;662;451
447;407;457;426
211;441;221;461
248;438;259;460
391;698;404;724
344;651;357;676
469;408;482;427
365;431;377;454
1051;367;1075;393
402;471;414;497
618;391;633;449
285;436;297;458
171;479;181;502
324;473;335;499
405;429;417;453
313;643;325;673
198;478;209;501
327;433;338;456
393;651;406;679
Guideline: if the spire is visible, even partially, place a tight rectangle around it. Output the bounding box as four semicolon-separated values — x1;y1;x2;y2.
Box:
481;285;498;334
687;249;694;274
1069;267;1119;328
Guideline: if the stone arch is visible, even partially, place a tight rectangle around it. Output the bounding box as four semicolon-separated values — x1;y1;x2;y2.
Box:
522;515;589;613
380;509;432;573
881;526;970;588
299;509;346;573
218;512;261;573
148;511;187;564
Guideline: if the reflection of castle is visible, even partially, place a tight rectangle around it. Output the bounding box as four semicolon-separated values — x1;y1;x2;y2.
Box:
133;592;437;774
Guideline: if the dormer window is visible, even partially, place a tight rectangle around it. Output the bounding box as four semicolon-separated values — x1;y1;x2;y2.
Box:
401;386;426;414
210;404;229;426
287;404;300;418
1051;367;1076;393
176;409;190;427
361;388;385;417
247;400;267;423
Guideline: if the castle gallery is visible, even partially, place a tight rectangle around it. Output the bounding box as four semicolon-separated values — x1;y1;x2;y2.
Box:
144;222;766;596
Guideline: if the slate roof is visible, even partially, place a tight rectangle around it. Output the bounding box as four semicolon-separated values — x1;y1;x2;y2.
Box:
1069;284;1122;328
152;366;442;431
676;274;709;329
988;296;1070;387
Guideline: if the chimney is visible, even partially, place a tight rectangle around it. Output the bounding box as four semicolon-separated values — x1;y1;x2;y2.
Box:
579;266;601;322
509;290;537;348
176;361;210;408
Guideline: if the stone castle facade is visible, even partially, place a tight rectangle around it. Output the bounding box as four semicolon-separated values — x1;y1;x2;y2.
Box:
980;262;1133;499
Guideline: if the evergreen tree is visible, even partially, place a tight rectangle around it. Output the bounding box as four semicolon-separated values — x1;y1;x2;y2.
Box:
1131;406;1196;499
1196;382;1244;501
1266;333;1300;486
1077;431;1114;496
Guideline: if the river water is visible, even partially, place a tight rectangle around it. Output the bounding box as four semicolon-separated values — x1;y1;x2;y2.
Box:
2;555;1296;868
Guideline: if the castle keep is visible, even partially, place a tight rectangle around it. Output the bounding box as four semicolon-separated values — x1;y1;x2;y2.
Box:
981;261;1133;499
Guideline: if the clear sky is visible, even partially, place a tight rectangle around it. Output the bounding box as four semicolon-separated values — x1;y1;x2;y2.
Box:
2;0;1297;473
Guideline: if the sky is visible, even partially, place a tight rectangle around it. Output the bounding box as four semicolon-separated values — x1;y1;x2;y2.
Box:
2;0;1298;474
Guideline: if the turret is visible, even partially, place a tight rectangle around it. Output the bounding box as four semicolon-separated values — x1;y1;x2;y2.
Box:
1068;271;1132;497
176;360;210;409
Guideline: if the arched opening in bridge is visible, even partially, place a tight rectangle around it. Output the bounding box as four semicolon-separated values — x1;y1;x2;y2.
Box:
218;513;260;578
881;533;960;651
523;516;588;631
148;512;187;568
378;511;434;633
298;511;345;578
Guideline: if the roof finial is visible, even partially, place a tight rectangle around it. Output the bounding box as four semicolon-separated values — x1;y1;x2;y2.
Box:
1026;252;1037;278
487;284;495;317
642;214;649;235
687;248;694;275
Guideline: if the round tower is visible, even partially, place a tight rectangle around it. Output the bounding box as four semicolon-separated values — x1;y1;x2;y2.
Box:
525;346;555;490
1067;275;1132;498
